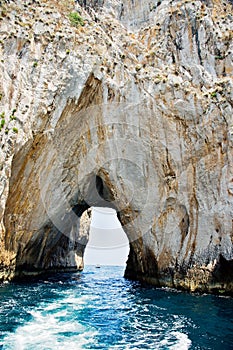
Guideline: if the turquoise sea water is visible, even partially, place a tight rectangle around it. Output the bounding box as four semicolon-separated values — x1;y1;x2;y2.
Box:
0;265;232;349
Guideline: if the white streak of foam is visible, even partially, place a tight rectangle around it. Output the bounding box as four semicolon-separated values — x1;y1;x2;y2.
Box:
3;296;98;350
160;331;192;350
171;331;192;349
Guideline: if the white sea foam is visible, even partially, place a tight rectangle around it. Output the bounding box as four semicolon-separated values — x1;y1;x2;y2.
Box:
170;331;192;349
3;296;98;350
159;331;192;350
4;329;98;350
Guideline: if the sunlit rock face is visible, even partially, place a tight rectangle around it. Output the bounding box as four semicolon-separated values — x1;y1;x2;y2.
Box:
0;0;232;293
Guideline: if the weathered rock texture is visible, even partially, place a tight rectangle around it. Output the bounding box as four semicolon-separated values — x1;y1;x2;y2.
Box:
0;0;232;294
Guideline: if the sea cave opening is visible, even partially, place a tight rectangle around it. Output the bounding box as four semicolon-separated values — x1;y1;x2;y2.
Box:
84;206;130;268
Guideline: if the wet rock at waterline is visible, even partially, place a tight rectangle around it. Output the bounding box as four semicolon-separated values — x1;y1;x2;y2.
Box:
0;0;232;294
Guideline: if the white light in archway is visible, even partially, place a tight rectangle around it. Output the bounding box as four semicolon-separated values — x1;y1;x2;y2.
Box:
84;207;129;266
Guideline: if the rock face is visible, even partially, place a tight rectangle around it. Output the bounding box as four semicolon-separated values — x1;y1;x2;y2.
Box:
0;0;232;293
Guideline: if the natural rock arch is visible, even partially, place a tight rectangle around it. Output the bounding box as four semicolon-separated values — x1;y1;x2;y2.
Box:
3;99;232;295
2;100;150;277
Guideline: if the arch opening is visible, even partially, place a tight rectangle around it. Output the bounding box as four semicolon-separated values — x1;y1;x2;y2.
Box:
84;207;130;268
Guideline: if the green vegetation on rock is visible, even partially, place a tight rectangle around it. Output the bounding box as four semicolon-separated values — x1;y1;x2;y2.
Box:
68;12;84;27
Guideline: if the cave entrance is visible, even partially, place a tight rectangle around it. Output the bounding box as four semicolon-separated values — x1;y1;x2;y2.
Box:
84;207;129;267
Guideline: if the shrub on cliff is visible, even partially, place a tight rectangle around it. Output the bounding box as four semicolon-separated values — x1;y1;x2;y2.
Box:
68;12;84;27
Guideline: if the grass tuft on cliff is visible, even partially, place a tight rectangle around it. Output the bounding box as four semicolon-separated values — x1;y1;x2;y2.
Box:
68;12;84;27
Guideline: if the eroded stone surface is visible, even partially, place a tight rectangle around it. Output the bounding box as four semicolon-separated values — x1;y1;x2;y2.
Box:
0;0;232;293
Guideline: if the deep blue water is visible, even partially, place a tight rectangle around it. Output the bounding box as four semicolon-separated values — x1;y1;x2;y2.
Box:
0;266;232;349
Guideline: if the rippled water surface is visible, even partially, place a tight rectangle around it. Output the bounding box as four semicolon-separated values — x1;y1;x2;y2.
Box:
0;266;232;349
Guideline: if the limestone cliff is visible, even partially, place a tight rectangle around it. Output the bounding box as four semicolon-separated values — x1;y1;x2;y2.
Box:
0;0;232;294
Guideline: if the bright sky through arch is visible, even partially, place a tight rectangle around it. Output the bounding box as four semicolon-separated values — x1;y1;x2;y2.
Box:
84;207;130;267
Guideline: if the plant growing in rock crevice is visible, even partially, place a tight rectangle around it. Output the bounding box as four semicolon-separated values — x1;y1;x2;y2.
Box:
0;112;5;131
68;12;84;27
0;119;5;130
210;91;217;98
